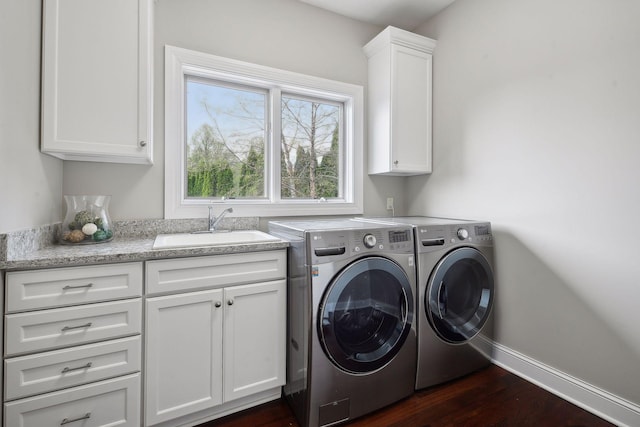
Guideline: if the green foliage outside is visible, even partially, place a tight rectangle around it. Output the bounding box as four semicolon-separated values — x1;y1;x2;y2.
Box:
186;126;264;198
186;87;340;200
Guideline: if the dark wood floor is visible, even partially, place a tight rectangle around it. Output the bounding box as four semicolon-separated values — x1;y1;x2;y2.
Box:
200;365;614;427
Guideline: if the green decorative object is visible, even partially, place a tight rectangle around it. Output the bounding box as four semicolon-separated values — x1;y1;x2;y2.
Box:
73;210;94;227
92;230;108;241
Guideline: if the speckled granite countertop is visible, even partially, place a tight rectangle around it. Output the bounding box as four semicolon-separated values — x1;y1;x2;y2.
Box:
0;218;289;270
1;237;289;270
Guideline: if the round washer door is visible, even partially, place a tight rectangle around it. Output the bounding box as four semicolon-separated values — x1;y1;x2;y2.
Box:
318;256;414;373
426;247;494;344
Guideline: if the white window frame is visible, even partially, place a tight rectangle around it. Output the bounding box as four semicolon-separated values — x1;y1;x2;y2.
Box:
164;45;363;219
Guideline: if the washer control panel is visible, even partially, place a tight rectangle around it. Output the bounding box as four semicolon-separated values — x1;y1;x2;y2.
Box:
309;227;413;262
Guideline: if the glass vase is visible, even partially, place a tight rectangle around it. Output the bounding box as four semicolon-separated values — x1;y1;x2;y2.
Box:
59;195;114;245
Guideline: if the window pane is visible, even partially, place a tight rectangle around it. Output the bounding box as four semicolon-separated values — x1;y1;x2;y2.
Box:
281;96;341;200
185;77;266;199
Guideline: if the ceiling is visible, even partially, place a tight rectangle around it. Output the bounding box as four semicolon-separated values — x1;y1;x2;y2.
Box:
298;0;455;31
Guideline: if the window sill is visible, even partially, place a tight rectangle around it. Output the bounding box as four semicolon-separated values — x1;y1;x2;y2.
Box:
165;201;363;219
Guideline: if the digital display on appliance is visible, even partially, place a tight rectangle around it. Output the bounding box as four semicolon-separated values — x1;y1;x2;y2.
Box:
389;230;410;243
475;225;490;235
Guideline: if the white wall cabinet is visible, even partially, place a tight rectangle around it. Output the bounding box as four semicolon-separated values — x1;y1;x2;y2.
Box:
41;0;153;164
144;251;286;426
364;26;437;175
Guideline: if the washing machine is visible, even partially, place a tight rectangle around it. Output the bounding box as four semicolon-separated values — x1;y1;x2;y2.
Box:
268;219;417;427
357;216;495;389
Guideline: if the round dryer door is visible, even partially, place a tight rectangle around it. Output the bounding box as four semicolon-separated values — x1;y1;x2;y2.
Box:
318;256;414;373
426;247;494;344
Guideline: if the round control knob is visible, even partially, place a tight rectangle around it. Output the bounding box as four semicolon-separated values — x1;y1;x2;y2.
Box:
457;228;469;240
363;234;377;248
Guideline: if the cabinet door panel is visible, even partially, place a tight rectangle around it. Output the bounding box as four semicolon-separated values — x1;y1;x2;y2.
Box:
145;289;223;425
391;44;432;174
223;280;286;402
41;0;152;164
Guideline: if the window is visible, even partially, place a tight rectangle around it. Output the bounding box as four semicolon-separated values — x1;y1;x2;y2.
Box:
165;46;363;218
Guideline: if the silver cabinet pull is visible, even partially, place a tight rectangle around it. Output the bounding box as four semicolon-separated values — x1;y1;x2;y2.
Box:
215;301;222;307
62;362;92;374
61;322;92;332
61;413;91;425
227;299;234;306
62;283;93;290
139;140;147;147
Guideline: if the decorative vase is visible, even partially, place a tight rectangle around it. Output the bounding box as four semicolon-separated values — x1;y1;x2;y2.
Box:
59;195;114;245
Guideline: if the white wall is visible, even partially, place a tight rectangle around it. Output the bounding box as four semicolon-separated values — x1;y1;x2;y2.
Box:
62;0;405;220
413;0;640;405
0;0;63;233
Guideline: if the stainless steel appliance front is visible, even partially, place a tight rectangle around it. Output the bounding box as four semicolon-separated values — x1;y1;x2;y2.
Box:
357;216;495;389
268;219;417;427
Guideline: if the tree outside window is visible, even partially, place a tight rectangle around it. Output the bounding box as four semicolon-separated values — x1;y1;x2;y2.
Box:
186;78;341;201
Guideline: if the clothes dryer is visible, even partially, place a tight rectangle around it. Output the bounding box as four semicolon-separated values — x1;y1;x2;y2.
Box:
268;219;417;427
357;216;495;389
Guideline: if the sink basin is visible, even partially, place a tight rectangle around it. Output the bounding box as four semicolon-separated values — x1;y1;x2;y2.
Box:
152;230;281;250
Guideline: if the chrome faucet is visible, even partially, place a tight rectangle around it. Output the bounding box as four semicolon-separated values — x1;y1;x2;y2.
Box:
208;206;233;231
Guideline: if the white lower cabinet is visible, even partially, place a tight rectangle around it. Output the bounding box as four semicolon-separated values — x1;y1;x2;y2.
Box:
3;263;143;427
223;281;286;403
2;252;286;427
145;289;224;425
144;251;286;426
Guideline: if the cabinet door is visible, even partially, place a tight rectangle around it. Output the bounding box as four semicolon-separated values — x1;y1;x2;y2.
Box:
41;0;152;164
390;44;432;174
223;280;286;402
145;289;223;426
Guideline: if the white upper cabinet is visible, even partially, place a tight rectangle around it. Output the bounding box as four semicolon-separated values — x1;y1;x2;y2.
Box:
41;0;153;164
364;26;436;175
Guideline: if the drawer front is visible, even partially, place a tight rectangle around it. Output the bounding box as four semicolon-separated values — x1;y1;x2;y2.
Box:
6;262;143;313
5;299;142;356
146;250;286;295
4;373;140;427
5;336;141;400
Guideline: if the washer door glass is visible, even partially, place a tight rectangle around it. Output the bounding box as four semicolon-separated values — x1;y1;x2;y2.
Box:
426;247;494;343
319;256;414;373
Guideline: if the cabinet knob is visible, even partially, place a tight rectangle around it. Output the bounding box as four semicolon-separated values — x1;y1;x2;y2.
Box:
215;301;221;308
227;299;234;306
393;160;399;165
139;140;147;147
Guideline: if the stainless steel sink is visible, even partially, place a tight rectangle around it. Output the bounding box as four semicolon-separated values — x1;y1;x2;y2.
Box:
152;230;281;250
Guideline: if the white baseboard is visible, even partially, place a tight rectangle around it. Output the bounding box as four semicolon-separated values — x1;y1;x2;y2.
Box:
491;341;640;427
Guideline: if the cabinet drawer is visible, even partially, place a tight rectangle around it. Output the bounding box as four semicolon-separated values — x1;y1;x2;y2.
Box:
4;373;140;427
6;262;143;313
5;336;141;400
5;299;142;356
146;250;286;295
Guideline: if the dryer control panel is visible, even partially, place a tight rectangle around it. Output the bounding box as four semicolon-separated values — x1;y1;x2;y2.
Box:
416;222;492;254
